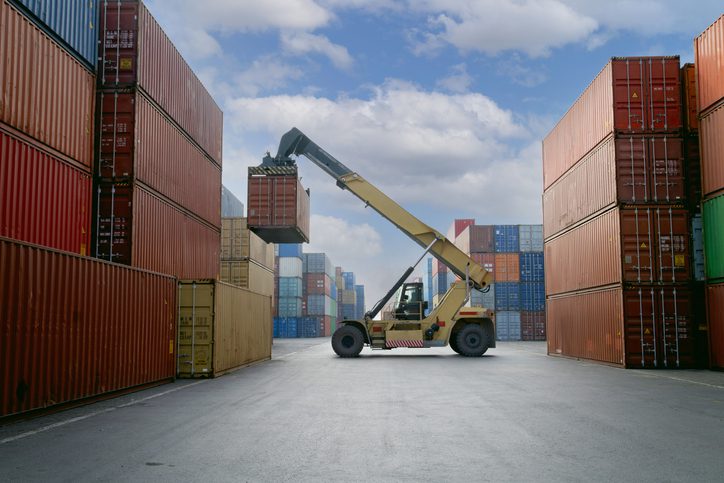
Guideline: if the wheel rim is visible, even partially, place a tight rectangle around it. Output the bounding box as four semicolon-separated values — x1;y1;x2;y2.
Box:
341;335;355;349
465;333;480;348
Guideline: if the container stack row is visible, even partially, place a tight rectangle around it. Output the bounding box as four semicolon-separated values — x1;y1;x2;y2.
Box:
302;252;337;337
93;0;223;279
219;217;275;297
696;15;724;370
543;56;707;369
430;222;545;341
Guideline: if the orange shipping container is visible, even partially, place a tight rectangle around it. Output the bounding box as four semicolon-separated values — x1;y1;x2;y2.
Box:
494;253;519;282
700;102;724;198
0;0;95;167
695;15;724;114
681;64;698;132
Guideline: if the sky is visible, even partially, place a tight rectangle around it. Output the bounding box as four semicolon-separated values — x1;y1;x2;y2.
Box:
145;0;721;306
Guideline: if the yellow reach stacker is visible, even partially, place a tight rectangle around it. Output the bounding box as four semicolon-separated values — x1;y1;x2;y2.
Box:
258;128;495;357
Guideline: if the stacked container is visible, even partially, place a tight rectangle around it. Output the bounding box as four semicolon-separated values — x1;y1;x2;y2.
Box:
220;218;274;297
355;285;366;319
696;16;724;369
303;253;337;336
338;272;358;320
0;0;96;254
276;244;304;318
543;56;705;368
94;0;223;279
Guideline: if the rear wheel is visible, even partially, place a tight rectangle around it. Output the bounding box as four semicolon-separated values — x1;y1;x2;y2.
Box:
455;324;488;357
449;333;461;354
332;325;365;358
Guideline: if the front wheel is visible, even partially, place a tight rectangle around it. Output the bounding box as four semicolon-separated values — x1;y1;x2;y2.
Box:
332;325;365;357
455;324;488;357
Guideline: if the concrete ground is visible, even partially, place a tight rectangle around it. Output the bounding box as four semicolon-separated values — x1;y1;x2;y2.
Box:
1;339;723;482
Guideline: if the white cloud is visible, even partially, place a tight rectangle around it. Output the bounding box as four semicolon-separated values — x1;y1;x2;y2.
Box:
436;63;473;93
280;32;354;70
234;58;305;97
307;215;382;258
496;55;547;87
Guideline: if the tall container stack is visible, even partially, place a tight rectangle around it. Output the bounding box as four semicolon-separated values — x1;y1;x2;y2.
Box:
339;272;358;321
95;0;223;279
543;56;704;368
696;16;724;370
355;285;366;319
220;217;275;297
0;0;96;255
303;253;337;337
276;244;304;319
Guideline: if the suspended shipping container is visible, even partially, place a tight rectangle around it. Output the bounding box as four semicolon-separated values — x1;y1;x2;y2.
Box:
0;126;91;255
219;260;274;297
177;280;272;378
0;0;95;166
0;237;176;417
695;14;724;114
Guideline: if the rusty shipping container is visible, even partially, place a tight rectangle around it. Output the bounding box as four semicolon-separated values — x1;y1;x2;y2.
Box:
95;183;220;279
695;15;724;114
0;237;177;417
545;206;690;296
521;311;546;341
543;57;682;189
494;253;520;282
708;282;724;369
700;102;724;198
1;126;91;255
0;0;95;167
98;0;222;164
681;64;698;132
456;225;494;253
543;134;686;238
98;91;222;227
547;285;702;368
247;168;310;244
177;280;272;378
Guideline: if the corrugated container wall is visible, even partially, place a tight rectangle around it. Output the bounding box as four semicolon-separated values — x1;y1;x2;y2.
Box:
0;1;95;167
278;257;303;278
681;63;698;132
496;312;521;341
495;225;520;253
518;225;544;252
707;282;724;369
247;171;310;243
699;103;724;198
9;0;97;69
1;238;177;417
703;194;724;281
1;128;91;255
219;260;274;297
455;225;494;253
695;15;724;114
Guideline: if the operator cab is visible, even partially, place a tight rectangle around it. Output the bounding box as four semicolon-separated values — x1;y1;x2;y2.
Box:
393;282;427;321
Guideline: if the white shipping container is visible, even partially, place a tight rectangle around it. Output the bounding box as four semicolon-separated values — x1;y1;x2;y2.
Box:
519;225;544;252
278;256;303;278
495;311;521;341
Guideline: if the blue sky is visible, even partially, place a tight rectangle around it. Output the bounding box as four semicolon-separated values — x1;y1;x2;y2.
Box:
146;0;722;304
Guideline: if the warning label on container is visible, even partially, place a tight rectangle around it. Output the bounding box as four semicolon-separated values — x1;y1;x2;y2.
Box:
632;91;639;99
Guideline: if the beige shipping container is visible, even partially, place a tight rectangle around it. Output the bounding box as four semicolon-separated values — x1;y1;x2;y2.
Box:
221;217;275;269
177;280;272;378
220;260;275;297
339;289;357;305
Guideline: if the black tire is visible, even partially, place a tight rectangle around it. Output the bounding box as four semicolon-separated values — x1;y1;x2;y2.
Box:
455;324;488;357
332;325;365;358
449;333;462;354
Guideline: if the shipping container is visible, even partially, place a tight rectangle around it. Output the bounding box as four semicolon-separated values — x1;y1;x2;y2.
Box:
247;168;310;243
471;253;495;273
470;284;495;310
548;285;703;368
455;225;494;253
520;281;545;311
98;0;223;163
355;285;365;319
518;225;544;252
494;253;520;282
521;311;546;341
221;185;244;217
448;219;475;240
278;256;303;278
304;252;335;278
703;194;724;281
699;102;724;198
95;183;220;279
342;272;356;290
519;252;544;282
219;260;274;297
279;277;303;298
177;280;272;378
695;15;724;114
220;218;274;270
98;91;222;226
707;282;724;369
304;273;333;297
495;282;520;311
684;135;702;210
1;126;91;254
495;225;520;253
339;289;357;306
297;316;321;338
0;1;95;166
279;244;303;258
496;311;521;341
543;134;686;239
273;317;299;338
277;297;303;318
544;206;690;296
9;0;97;69
432;272;454;296
306;295;336;316
0;237;176;417
543;57;682;189
681;64;698;132
691;214;705;281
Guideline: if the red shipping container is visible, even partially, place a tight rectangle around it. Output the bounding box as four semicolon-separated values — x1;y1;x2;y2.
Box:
456;225;494;254
708;282;724;369
700;102;724;198
1;126;91;254
471;253;495;274
681;64;698;132
545;206;690;296
695;15;724;114
543;57;682;189
684;135;702;210
0;237;177;417
543;134;686;238
247;171;310;243
447;219;474;240
98;91;221;226
305;273;333;297
521;311;546;341
547;285;701;368
98;1;222;164
0;0;95;167
95;182;220;279
494;253;520;282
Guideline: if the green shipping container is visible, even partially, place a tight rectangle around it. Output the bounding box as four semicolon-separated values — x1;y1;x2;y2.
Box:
704;194;724;281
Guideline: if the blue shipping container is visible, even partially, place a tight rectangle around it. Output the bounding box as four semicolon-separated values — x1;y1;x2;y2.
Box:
278;244;303;258
298;317;320;338
494;282;520;311
355;285;365;319
342;272;356;290
519;281;545;311
495;311;521;341
278;277;303;298
341;303;356;320
273;317;299;338
519;252;544;282
494;225;519;253
11;0;97;70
